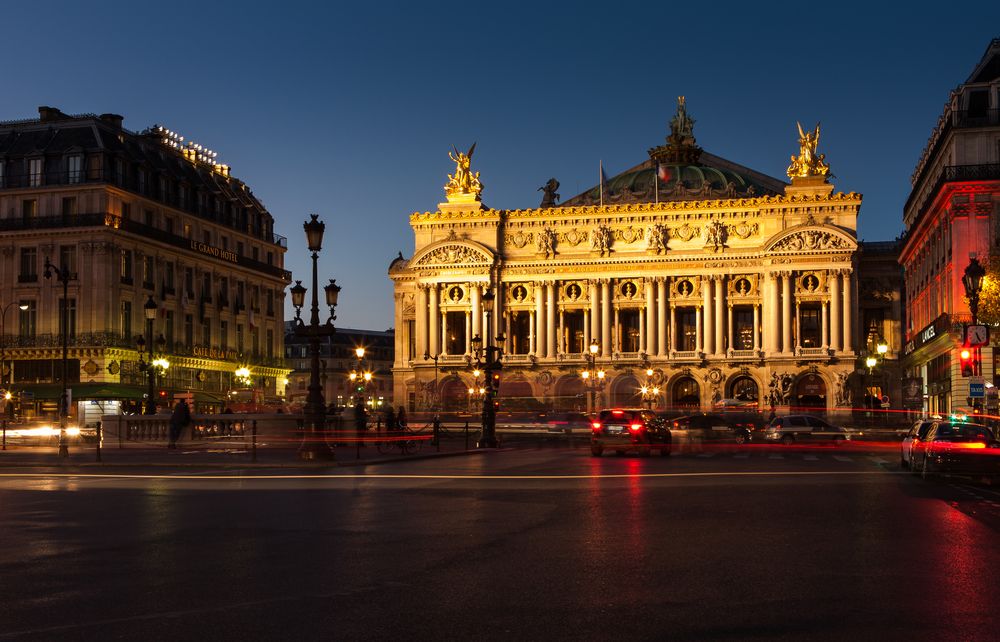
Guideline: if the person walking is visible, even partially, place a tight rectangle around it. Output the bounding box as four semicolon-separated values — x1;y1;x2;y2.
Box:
169;399;191;449
384;405;397;434
353;400;367;445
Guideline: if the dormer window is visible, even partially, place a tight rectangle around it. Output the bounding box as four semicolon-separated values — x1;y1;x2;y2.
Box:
67;155;82;184
28;158;42;187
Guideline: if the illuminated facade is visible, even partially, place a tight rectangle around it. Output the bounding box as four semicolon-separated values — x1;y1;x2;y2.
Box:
390;99;870;414
901;39;1000;415
0;107;291;422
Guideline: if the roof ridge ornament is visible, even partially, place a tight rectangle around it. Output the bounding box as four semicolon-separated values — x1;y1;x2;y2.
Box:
444;143;483;204
786;122;832;181
648;96;703;164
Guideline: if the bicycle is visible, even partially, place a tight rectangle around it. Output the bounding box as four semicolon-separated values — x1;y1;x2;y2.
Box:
376;423;424;455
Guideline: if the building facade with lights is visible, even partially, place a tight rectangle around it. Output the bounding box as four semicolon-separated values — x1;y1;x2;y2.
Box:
283;323;394;412
0;106;291;423
390;100;886;415
900;39;1000;416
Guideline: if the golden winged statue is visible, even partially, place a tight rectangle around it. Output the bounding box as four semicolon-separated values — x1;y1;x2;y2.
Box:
787;122;831;180
445;142;483;200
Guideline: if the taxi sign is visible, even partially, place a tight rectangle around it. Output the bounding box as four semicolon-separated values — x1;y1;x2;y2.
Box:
969;382;985;398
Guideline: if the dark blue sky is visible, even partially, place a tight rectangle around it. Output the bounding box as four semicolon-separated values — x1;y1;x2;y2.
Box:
3;2;998;328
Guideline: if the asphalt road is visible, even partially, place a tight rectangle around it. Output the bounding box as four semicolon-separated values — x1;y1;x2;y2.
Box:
1;443;999;641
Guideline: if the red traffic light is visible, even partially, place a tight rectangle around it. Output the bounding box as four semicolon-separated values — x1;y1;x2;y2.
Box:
960;348;974;377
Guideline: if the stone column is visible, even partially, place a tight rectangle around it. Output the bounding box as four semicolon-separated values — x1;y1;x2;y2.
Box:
441;307;448;355
829;271;841;352
821;300;829;349
781;273;792;354
794;302;801;352
428;283;439;356
702;278;713;355
696;307;703;354
470;284;481;343
843;270;853;352
753;303;760;352
645;279;656;356
614;308;620;352
559;309;565;354
529;310;536;355
589;280;599;349
639;308;646;355
534;283;545;357
464;310;471;355
546;281;556;358
727;305;734;355
657;278;667;357
415;285;428;359
583;309;591;350
714;276;724;356
670;306;677;352
601;280;611;357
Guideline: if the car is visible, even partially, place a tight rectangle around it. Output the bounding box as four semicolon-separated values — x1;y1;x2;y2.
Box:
590;408;671;457
671;413;753;445
900;419;935;469
544;411;592;434
910;421;1000;478
763;414;852;445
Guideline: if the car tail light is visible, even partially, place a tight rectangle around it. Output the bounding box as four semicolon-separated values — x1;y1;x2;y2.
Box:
629;423;643;433
591;422;602;432
952;442;987;449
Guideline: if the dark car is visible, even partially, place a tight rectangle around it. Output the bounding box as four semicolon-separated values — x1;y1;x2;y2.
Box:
590;408;671;457
910;421;1000;478
545;411;592;434
671;413;753;445
763;414;853;445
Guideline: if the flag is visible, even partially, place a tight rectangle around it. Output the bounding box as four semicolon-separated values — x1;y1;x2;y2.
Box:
657;163;671;183
599;160;608;206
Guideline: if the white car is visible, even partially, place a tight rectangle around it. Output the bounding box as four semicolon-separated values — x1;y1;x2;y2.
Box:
900;420;934;469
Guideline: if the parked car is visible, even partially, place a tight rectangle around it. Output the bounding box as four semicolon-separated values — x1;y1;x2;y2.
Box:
590;408;671;457
545;411;592;434
900;419;935;469
763;415;853;445
671;413;753;445
910;421;1000;478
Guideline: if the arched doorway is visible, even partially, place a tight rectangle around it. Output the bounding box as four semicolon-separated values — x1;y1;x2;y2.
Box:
610;375;641;408
496;378;541;411
554;375;586;411
794;372;827;411
727;376;759;404
672;376;701;409
439;377;468;412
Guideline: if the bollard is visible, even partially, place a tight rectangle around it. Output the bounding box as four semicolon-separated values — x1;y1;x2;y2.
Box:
95;421;102;462
433;416;440;452
465;421;469;450
251;420;257;463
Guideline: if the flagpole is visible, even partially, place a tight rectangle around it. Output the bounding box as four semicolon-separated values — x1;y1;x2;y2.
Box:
654;162;659;204
599;160;604;207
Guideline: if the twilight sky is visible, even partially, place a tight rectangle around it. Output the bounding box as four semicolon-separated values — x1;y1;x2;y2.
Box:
3;1;998;329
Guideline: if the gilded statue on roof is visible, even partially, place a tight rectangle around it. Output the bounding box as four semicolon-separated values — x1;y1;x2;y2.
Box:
445;143;483;201
787;122;831;180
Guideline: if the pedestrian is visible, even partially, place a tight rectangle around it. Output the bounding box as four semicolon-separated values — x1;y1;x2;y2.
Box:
169;399;191;449
384;405;397;433
396;406;407;430
354;400;367;435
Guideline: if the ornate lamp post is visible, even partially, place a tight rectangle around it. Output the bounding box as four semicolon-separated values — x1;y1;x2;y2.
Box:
43;257;72;458
0;302;28;390
864;339;889;423
289;214;341;461
423;351;441;415
349;346;372;406
138;296;159;414
580;339;605;413
469;289;503;448
639;368;660;409
963;255;987;324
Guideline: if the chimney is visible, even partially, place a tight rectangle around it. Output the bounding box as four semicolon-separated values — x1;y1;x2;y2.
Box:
38;106;69;122
99;113;124;128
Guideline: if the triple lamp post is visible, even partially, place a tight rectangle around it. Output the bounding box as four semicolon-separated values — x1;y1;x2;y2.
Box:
580;339;605;413
349;347;372;407
640;368;661;409
289;214;341;461
469;290;503;448
137;295;169;415
865;340;889;421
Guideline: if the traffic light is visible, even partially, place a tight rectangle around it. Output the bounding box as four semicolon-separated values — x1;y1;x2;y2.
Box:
960;348;974;377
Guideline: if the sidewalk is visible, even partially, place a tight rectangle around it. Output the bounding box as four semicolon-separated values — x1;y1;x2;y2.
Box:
0;434;486;469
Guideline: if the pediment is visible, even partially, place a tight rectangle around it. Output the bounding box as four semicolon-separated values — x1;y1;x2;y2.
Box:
411;240;494;268
764;226;856;253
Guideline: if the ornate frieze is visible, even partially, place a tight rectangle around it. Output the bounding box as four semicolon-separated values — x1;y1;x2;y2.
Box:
771;229;853;252
413;244;491;266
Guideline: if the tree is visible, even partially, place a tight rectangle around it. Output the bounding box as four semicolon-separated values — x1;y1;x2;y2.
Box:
973;257;1000;329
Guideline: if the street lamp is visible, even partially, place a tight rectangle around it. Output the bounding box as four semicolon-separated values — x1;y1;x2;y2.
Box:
580;339;606;413
43;257;72;458
139;295;159;414
865;339;888;423
469;289;503;448
289;214;341;461
423;351;441;415
350;346;372;407
639;368;660;409
963;255;987;324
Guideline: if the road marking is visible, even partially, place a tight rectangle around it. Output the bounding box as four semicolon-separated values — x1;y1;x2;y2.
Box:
869;457;889;465
0;470;899;481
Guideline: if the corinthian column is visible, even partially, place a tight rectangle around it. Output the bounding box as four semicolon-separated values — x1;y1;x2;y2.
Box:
471;283;481;341
428;283;439;356
546;281;556;358
590;280;599;347
415;285;428;359
534;283;545;357
829;271;841;352
702;278;713;355
657;278;667;357
645;279;656;356
843;270;853;352
714;276;724;356
601;280;611;357
781;272;792;354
